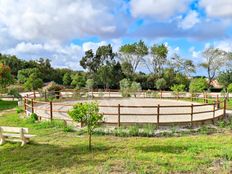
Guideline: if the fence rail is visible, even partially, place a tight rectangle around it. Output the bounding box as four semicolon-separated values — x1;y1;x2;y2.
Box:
23;90;227;128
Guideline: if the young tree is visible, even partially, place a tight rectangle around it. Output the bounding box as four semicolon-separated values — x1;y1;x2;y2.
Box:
24;73;43;91
149;44;168;77
189;78;207;93
200;47;229;88
217;70;232;88
0;63;13;90
71;74;86;89
120;78;131;97
155;78;167;90
119;40;148;72
63;72;72;86
170;84;185;98
68;102;103;150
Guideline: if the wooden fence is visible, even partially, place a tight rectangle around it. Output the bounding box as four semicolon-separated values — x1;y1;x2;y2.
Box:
23;91;227;127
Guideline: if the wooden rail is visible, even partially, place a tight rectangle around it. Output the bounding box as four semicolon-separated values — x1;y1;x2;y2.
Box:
24;91;227;127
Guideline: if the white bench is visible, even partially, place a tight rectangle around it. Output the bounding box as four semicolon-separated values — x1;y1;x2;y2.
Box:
0;126;35;146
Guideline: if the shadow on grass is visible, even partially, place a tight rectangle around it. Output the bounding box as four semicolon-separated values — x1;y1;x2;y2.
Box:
135;144;189;154
0;141;110;173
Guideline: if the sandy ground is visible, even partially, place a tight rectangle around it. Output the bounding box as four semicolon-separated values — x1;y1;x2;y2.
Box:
33;98;224;124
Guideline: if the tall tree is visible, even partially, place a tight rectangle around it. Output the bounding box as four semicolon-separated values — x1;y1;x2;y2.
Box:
0;63;13;90
200;47;229;87
149;44;168;77
119;40;148;72
169;54;195;76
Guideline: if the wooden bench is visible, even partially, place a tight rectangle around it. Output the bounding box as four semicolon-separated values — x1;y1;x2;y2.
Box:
0;126;35;146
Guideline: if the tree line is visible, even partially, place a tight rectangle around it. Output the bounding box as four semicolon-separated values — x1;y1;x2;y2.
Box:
0;41;232;94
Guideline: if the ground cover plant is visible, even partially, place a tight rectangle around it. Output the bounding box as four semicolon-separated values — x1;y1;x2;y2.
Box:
0;100;18;111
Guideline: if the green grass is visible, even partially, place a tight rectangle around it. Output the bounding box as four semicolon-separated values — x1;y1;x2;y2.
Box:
1;112;232;173
0;100;18;111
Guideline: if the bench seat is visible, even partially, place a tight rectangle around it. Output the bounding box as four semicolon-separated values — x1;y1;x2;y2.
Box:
0;126;35;146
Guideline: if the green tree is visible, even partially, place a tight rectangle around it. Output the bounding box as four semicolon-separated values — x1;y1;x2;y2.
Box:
24;73;43;90
17;68;41;84
149;44;168;76
120;78;131;97
217;70;232;88
189;78;207;93
227;84;232;93
63;72;72;86
155;78;166;90
200;47;229;87
68;102;103;150
0;63;13;90
119;40;148;72
71;74;86;89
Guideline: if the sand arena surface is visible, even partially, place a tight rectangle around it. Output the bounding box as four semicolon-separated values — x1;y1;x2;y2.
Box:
33;98;223;124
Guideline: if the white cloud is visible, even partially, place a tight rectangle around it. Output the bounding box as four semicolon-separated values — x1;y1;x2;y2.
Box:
0;0;127;43
214;40;232;52
130;0;191;19
179;11;200;29
200;0;232;18
189;47;201;58
83;41;108;52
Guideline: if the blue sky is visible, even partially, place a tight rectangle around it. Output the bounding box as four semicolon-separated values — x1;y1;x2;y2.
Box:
0;0;232;75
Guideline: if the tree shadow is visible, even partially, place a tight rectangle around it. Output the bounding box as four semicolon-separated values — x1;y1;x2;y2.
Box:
0;142;111;173
135;144;189;154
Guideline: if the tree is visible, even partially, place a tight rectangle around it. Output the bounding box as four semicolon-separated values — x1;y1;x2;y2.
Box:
149;44;168;76
155;78;166;90
121;61;134;79
63;72;72;86
71;74;86;89
80;45;115;73
24;73;43;90
68;102;103;150
119;40;148;72
86;79;94;90
189;78;207;93
227;84;232;93
130;82;141;97
217;70;232;88
96;65;112;89
17;68;41;84
169;54;195;76
0;63;13;90
170;84;185;98
200;47;229;88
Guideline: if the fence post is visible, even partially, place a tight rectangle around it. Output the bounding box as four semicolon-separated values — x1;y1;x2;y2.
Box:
160;91;162;99
213;102;216;124
216;95;219;109
50;101;53;121
191;93;193;101
191;104;193;128
223;99;227;118
44;91;47;101
206;93;208;103
24;97;27;114
157;104;160;129
31;99;34;114
118;104;121;127
33;91;36;99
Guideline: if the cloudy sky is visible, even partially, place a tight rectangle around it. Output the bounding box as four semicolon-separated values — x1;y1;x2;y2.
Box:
0;0;232;73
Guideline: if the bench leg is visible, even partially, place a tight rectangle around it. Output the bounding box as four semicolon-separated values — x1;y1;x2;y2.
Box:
0;138;5;145
21;138;29;146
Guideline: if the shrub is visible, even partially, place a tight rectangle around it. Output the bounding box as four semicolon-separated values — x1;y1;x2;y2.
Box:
16;107;24;114
29;113;38;123
86;79;94;90
128;125;139;136
227;84;232;93
68;102;103;150
7;87;21;98
189;78;207;93
155;78;166;90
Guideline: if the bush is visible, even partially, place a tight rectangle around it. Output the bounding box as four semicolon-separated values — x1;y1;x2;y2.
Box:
29;113;38;123
7;88;21;98
189;78;207;93
227;84;232;93
128;125;139;136
16;107;24;114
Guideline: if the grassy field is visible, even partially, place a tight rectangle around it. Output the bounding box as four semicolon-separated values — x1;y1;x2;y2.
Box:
0;100;18;111
1;111;232;173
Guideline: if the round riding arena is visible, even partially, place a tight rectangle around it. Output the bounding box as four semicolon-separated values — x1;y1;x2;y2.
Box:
24;91;226;127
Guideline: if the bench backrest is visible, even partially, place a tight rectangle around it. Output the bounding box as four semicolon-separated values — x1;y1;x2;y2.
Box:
0;126;28;133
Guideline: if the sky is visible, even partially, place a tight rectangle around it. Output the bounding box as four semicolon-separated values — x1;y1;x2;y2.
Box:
0;0;232;75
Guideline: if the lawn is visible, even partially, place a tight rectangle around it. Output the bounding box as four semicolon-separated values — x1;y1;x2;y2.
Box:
1;112;232;173
0;100;18;111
